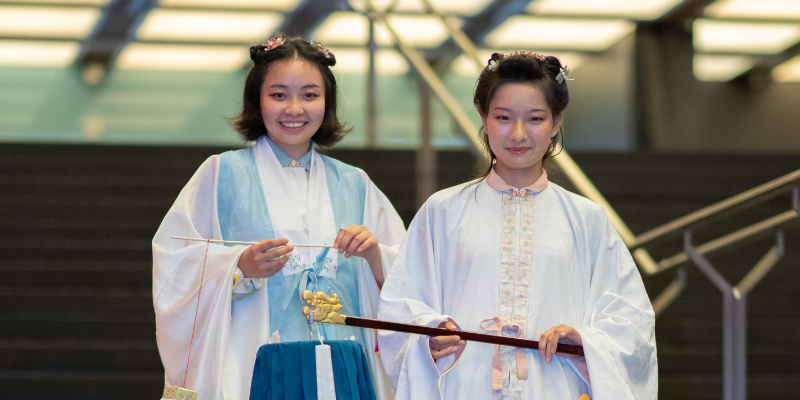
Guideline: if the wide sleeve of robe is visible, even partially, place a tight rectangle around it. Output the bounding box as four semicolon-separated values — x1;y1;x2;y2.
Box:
152;155;250;399
377;190;455;399
575;207;658;400
355;168;408;400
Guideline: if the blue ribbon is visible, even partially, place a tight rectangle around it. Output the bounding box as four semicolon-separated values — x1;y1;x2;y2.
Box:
279;247;335;312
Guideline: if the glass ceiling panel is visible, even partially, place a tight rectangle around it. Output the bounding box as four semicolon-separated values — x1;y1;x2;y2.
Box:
705;0;800;20
527;0;683;20
0;5;101;39
0;0;108;4
0;39;79;67
159;0;301;11
486;16;635;51
693;19;800;54
773;55;800;82
693;54;755;81
349;0;494;16
313;12;452;48
116;43;249;71
136;9;283;43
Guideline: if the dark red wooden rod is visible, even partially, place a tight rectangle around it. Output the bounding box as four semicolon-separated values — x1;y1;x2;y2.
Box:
343;316;584;357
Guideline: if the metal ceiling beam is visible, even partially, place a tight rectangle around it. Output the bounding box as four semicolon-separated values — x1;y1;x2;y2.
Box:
424;0;530;72
77;0;157;66
275;0;347;38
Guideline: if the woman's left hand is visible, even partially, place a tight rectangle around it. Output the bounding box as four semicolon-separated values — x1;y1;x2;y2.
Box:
538;324;583;363
334;225;383;284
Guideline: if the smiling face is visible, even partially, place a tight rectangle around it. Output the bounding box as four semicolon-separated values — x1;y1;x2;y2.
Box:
480;82;562;187
260;58;325;159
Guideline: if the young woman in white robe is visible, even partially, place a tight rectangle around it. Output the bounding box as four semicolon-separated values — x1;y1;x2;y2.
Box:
152;37;405;400
377;52;657;400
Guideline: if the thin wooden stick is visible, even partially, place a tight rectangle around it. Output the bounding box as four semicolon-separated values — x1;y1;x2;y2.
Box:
343;316;584;356
171;236;334;248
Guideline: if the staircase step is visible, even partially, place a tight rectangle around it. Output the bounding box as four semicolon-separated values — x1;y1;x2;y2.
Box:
0;311;155;340
0;339;161;370
0;286;152;312
0;369;164;399
659;373;800;400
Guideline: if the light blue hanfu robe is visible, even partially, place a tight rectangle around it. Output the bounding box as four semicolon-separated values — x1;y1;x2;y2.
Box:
153;137;405;400
378;168;657;400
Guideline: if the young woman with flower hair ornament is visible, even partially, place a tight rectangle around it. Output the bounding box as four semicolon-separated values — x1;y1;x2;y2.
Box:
152;36;405;400
377;52;657;400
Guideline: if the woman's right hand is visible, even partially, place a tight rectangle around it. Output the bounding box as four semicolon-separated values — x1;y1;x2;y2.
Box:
430;320;466;360
237;238;294;279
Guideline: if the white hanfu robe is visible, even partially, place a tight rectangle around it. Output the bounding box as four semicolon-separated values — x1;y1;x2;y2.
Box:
153;138;406;400
378;169;657;400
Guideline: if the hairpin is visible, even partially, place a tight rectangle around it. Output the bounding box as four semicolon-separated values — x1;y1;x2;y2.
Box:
263;37;286;51
310;39;333;60
556;66;572;84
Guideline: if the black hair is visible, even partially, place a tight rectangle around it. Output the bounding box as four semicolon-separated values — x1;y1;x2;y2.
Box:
230;35;349;145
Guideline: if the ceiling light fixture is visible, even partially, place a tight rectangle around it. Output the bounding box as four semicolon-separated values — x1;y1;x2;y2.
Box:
773;56;800;82
0;39;79;67
527;0;683;20
486;16;635;51
693;19;800;54
116;43;249;71
705;0;800;20
313;12;452;48
136;9;283;43
0;5;100;39
693;54;755;81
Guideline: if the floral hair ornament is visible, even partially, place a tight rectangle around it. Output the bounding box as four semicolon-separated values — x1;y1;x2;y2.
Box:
262;37;286;51
309;39;334;60
556;66;572;84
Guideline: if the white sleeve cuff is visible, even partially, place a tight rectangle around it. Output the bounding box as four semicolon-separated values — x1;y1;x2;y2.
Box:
231;266;264;302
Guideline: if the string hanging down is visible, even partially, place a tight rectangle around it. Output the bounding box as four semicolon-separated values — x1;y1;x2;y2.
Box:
301;291;585;357
171;236;334;248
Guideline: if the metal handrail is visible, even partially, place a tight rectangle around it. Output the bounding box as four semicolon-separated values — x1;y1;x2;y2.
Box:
630;170;800;249
656;208;799;272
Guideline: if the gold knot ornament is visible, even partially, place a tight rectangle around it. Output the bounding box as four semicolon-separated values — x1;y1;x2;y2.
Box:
302;290;347;325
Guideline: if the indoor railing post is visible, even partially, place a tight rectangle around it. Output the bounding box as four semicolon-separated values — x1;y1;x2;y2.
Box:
366;12;378;148
684;230;740;400
685;229;786;400
734;291;747;400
